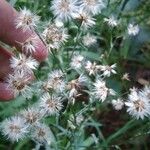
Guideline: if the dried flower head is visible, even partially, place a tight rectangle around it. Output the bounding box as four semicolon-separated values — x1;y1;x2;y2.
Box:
127;24;139;36
15;7;40;32
72;8;96;29
80;0;105;15
93;79;116;102
40;93;63;116
51;0;78;22
70;54;84;70
10;54;39;74
104;16;118;27
43;23;69;50
85;61;101;75
18;36;38;54
100;64;117;77
42;70;66;93
1;116;28;142
31;123;54;144
21;107;42;125
67;75;87;98
125;88;150;119
122;73;130;81
112;99;124;110
6;71;32;98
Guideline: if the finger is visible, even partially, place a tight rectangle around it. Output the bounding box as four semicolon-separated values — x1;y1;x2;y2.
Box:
0;46;35;101
0;0;48;62
0;46;13;80
0;82;14;101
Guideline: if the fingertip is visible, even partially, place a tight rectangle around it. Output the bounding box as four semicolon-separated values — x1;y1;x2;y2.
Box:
0;1;48;62
31;39;48;62
0;46;13;79
0;82;14;101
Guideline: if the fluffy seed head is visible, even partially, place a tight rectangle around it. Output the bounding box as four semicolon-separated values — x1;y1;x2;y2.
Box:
100;64;117;77
15;7;40;32
1;116;28;142
72;8;96;29
127;24;139;36
93;79;115;102
6;71;32;98
80;0;105;15
10;54;39;74
20;36;38;54
42;70;66;93
51;0;79;22
31;123;54;144
104;16;118;27
85;61;101;75
67;75;87;98
21;107;42;125
43;23;69;50
125;88;150;119
40;93;63;116
70;54;84;70
112;99;124;110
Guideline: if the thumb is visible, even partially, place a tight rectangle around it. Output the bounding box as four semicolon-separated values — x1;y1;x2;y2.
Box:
0;0;48;62
0;82;14;101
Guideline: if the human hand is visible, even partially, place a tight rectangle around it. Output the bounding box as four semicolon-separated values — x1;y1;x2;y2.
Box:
0;0;48;101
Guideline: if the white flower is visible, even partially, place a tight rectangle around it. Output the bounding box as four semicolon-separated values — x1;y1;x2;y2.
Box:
21;107;42;125
67;75;87;98
6;71;32;98
82;33;97;47
1;116;28;142
100;64;117;77
91;134;99;144
127;24;139;36
125;88;150;119
112;99;124;110
104;16;118;27
42;79;65;93
40;93;63;116
48;69;64;79
85;61;101;75
43;70;66;93
43;23;69;50
31;123;55;144
68;114;84;129
80;0;105;15
19;36;38;54
122;73;130;81
50;0;78;22
15;7;40;32
93;79;115;102
10;54;39;74
72;8;96;29
70;54;84;70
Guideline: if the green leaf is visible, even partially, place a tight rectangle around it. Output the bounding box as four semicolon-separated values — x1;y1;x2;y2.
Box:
120;36;131;59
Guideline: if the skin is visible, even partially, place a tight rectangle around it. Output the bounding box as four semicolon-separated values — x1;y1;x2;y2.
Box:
0;0;48;101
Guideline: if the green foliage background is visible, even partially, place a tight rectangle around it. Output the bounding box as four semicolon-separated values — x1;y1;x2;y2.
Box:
0;0;150;149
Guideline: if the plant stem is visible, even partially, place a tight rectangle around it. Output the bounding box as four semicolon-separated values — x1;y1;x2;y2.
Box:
118;0;130;19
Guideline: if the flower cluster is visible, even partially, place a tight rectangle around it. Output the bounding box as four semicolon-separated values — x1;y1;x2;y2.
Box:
0;0;145;149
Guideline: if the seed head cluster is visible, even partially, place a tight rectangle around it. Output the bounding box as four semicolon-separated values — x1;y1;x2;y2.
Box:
1;1;147;149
